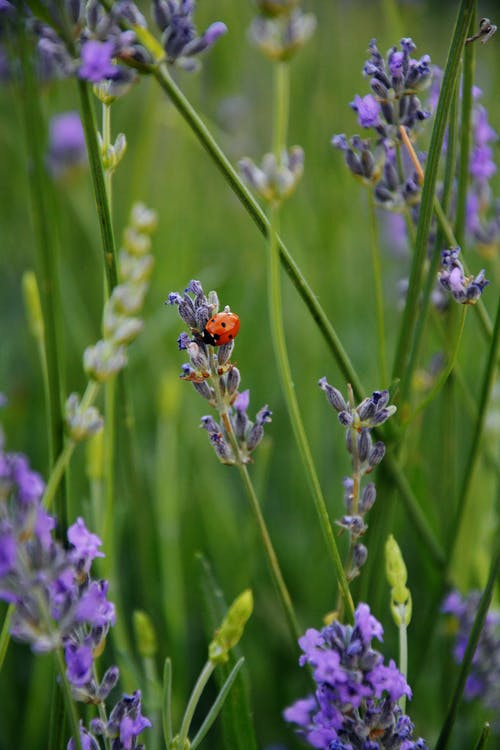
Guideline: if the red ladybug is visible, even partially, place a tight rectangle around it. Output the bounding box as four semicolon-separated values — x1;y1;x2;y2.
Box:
202;310;240;346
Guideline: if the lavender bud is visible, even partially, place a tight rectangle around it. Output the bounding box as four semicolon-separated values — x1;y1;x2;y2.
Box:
193;381;213;400
343;477;354;513
357;397;376;421
338;411;353;427
209;432;234;463
352;543;368;569
234;409;249;441
337;515;367;537
96;666;120;700
246;423;264;451
187;341;209;371
217;340;235;366
318;377;347;412
226;367;241;395
83;341;128;382
357;428;371;462
368;441;386;467
360;482;376;513
65;393;104;441
200;415;221;434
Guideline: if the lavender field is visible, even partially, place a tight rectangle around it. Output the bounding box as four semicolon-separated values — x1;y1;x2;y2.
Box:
0;1;499;749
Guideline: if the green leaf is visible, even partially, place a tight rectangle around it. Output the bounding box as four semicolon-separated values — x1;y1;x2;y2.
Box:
190;658;245;750
197;555;258;750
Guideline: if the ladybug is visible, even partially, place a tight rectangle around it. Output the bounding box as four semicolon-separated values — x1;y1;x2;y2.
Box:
202;310;240;346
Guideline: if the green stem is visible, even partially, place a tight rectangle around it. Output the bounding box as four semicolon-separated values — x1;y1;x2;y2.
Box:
398;621;408;714
434;541;500;750
77;79;118;291
41;380;101;511
368;191;388;385
266;58;354;620
268;207;354;619
102;102;113;208
447;293;500;570
455;10;476;246
0;604;13;671
406;306;467;424
19;24;66;530
208;352;301;643
175;660;215;750
54;648;84;750
392;0;476;382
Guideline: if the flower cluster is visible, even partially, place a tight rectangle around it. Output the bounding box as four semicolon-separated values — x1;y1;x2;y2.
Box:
332;38;432;210
151;0;227;71
318;380;396;580
438;246;489;305
239;147;305;204
0;433;150;749
67;203;156;441
12;1;149;86
167;280;271;464
466;90;500;248
249;0;316;63
284;603;428;749
442;590;500;714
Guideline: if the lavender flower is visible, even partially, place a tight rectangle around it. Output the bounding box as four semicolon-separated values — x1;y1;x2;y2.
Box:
249;7;316;62
47;111;87;179
152;0;227;71
318;379;396;579
0;432;150;747
239;147;305;204
442;591;500;715
168;280;271;464
332;37;432;212
284;604;428;750
438;247;489;305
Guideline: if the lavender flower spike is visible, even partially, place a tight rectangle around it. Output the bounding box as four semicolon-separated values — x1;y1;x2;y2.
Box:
284;604;428;750
438;247;489;304
152;0;227;71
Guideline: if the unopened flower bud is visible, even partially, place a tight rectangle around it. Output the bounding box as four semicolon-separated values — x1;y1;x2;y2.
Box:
209;589;253;665
65;393;104;441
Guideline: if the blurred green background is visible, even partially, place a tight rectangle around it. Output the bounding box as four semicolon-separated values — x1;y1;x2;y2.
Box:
0;1;499;748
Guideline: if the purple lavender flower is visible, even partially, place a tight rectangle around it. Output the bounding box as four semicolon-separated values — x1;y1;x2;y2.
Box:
47;111;87;179
79;39;119;82
442;590;500;713
438;247;489;305
152;0;227;71
90;690;151;749
169;280;272;464
318;379;395;579
0;433;150;747
284;604;427;749
350;93;380;129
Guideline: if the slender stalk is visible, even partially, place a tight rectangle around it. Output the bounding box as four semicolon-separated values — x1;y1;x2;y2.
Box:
175;660;215;750
19;24;66;530
54;647;84;750
77;79;118;291
265;60;354;620
42;380;101;511
368;191;388;385
455;9;476;246
0;605;13;671
434;541;500;750
208;352;301;643
398;621;408;714
447;293;500;570
392;0;476;382
406;305;467;424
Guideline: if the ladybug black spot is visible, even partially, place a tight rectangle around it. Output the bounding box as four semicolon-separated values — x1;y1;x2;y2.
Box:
221;322;226;328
